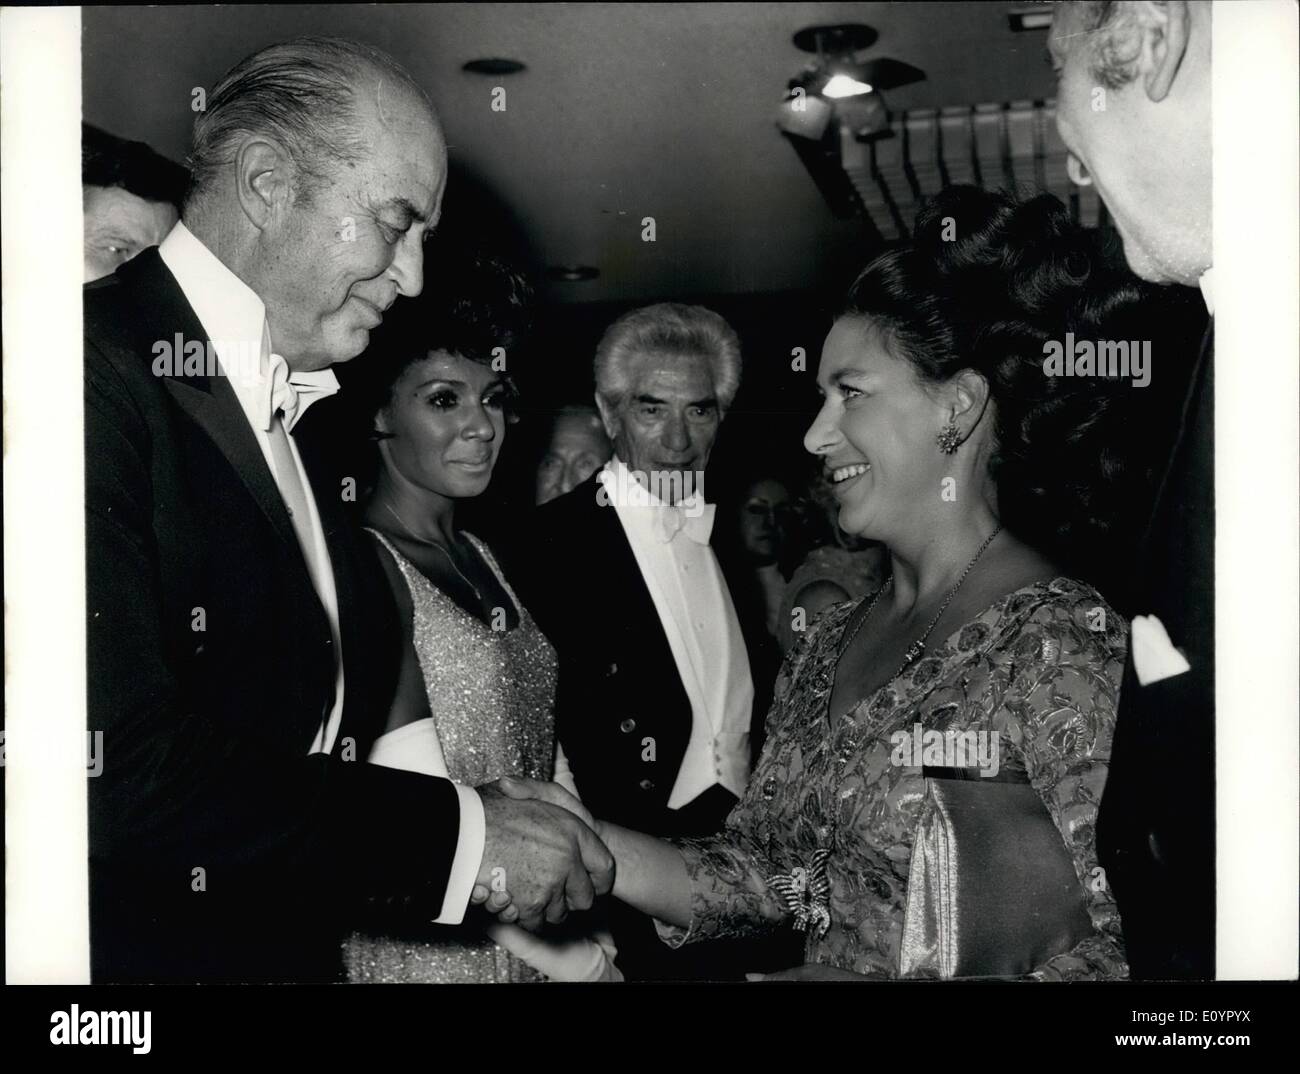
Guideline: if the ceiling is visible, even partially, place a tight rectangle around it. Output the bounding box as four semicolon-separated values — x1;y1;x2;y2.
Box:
82;3;1059;305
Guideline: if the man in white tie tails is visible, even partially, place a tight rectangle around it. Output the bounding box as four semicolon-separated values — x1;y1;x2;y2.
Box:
506;303;798;979
84;36;611;983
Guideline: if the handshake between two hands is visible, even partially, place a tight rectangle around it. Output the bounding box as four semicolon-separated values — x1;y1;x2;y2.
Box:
468;776;613;933
464;776;868;982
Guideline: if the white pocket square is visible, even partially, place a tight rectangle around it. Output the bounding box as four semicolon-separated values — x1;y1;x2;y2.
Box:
1131;614;1192;686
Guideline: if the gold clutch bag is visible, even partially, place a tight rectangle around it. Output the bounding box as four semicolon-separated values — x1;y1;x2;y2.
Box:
899;770;1094;979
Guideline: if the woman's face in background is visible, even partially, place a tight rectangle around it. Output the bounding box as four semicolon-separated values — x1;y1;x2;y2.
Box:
376;350;510;500
739;478;793;565
804;317;951;544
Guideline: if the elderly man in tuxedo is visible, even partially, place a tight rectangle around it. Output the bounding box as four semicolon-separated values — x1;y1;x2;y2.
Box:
506;303;792;979
85;36;610;983
1050;1;1213;978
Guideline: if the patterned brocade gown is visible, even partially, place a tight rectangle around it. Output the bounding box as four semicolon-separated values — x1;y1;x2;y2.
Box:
343;530;558;983
657;577;1131;980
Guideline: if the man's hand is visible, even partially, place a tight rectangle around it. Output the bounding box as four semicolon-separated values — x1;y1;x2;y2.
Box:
475;779;614;932
494;775;599;832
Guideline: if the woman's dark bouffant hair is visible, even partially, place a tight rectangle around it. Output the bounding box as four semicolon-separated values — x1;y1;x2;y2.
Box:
840;185;1198;590
352;251;535;427
338;252;535;501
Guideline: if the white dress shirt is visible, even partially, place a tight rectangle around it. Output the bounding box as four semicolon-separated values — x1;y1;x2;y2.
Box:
157;223;483;924
598;457;753;805
1199;268;1215;315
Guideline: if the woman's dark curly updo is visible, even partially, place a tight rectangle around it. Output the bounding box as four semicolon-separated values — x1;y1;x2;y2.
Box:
838;184;1201;587
336;252;535;502
353;251;535;427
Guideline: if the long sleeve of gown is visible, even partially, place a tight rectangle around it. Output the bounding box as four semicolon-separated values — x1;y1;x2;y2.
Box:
1005;602;1131;981
652;609;838;948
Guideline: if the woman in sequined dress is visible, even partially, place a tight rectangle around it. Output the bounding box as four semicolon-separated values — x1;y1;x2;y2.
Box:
340;258;620;983
518;189;1176;981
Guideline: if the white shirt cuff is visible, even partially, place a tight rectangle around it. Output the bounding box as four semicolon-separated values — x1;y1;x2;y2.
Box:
433;783;485;925
553;742;581;801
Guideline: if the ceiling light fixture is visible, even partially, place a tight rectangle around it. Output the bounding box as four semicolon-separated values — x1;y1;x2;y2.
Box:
780;23;924;129
1008;7;1054;32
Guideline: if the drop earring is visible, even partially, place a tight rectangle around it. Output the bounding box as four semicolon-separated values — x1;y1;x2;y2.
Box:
936;416;962;455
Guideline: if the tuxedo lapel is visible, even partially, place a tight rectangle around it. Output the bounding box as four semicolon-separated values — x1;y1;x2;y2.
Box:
164;375;305;554
293;406;401;747
583;472;672;647
116;250;308;560
583;473;713;721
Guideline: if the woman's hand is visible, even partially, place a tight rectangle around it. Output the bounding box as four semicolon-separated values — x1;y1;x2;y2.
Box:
746;963;874;982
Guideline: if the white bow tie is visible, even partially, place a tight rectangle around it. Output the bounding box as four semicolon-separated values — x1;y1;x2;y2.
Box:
654;502;716;545
267;353;338;433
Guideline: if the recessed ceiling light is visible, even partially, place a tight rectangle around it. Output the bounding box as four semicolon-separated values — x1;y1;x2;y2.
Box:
462;58;526;75
547;265;600;282
1008;7;1053;32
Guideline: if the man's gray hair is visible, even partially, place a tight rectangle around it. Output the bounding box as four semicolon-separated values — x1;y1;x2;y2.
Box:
186;36;426;210
1074;1;1143;91
594;302;742;411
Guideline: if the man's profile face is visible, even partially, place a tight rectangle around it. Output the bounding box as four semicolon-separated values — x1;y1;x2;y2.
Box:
83;185;178;282
259;80;446;370
1049;2;1211;285
598;351;722;504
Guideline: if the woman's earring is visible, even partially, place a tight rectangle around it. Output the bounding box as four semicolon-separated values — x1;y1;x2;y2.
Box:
936;419;962;455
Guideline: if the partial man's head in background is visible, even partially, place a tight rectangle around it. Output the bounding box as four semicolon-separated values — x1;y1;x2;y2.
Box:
593;303;742;504
535;405;612;505
82;124;188;282
1049;1;1211;285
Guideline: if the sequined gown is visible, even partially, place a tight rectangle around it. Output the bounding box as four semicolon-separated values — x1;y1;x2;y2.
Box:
343;530;558;983
657;577;1131;980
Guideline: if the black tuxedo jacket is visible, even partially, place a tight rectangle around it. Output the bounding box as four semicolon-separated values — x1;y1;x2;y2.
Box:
84;249;461;983
1097;321;1215;979
504;471;775;836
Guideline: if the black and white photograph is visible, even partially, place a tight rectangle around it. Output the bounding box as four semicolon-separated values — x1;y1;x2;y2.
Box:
3;0;1297;1049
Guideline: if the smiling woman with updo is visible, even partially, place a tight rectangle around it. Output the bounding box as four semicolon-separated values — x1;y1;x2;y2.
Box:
530;186;1153;980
